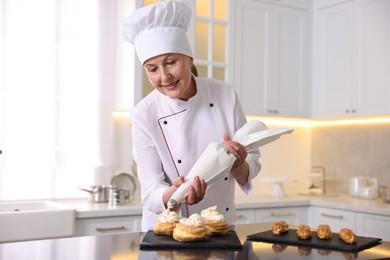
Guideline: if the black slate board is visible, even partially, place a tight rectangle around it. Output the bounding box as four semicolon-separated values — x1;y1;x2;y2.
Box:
247;229;382;252
140;230;242;250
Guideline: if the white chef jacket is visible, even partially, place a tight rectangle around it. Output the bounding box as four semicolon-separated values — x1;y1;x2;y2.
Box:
131;77;261;231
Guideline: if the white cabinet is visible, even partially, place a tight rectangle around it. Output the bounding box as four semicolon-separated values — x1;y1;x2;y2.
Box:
255;0;310;10
234;0;310;118
313;0;390;118
356;213;390;241
256;206;308;225
74;215;142;237
235;206;308;225
235;209;257;224
309;206;356;231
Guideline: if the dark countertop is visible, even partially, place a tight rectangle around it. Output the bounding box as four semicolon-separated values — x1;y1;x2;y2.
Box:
1;223;389;259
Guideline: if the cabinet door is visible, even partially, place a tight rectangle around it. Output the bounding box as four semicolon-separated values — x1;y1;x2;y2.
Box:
74;215;142;237
255;207;308;225
356;213;390;241
313;1;354;118
309;206;355;231
257;0;310;10
353;0;390;117
270;6;310;117
235;209;257;224
313;0;390;118
234;0;271;116
234;0;310;117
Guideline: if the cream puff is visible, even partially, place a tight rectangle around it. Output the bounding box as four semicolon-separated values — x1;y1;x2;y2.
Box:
201;206;229;235
339;228;358;244
173;213;209;242
297;224;312;240
153;209;181;236
272;220;289;235
317;224;332;240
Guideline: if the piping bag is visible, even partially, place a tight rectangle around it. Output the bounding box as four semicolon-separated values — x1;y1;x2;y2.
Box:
167;120;293;209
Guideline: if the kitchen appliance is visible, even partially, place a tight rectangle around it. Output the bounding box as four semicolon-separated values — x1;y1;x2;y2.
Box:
349;177;379;199
349;177;368;197
379;185;390;203
359;186;378;200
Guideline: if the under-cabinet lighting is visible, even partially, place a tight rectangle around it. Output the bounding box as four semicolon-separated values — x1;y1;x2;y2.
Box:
113;112;390;127
246;115;390;127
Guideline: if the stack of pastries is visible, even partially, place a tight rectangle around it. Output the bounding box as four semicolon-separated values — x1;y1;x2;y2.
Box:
201;206;229;235
153;206;230;242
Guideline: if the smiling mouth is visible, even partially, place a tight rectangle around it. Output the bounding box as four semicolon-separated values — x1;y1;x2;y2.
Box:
161;80;178;89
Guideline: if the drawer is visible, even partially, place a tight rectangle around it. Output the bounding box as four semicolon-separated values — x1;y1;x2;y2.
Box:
309;206;355;231
255;207;308;225
74;215;142;237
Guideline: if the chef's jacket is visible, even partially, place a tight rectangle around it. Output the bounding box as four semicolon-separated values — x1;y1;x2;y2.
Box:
131;77;261;231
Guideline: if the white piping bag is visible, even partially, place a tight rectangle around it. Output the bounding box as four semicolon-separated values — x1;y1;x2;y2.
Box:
167;120;293;209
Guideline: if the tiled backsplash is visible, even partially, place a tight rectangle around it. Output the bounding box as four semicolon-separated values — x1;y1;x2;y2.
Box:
311;122;390;193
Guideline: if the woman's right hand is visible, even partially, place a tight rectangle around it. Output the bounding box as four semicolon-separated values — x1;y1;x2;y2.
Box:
163;176;207;210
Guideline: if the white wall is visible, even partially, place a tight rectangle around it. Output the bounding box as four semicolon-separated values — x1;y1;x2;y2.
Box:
243;123;312;197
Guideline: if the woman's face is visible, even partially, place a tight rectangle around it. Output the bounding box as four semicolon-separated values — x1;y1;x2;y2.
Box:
143;53;196;101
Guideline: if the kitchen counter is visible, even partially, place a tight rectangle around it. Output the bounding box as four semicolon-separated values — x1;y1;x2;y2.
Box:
52;193;390;219
235;193;390;216
0;223;388;259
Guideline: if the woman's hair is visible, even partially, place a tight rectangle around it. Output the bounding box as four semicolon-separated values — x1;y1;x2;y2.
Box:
191;64;198;77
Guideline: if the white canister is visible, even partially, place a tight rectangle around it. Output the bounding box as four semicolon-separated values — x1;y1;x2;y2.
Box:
349;177;368;197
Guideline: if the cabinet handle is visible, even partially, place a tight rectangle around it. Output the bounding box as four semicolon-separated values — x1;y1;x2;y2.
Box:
267;110;279;114
271;212;295;217
95;226;127;232
236;214;247;219
321;213;343;219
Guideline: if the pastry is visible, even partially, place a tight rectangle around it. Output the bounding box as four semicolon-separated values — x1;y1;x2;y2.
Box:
317;224;332;240
153;209;181;236
339;228;358;244
272;243;288;253
298;247;312;256
297;224;312;240
271;220;289;235
173;213;209;242
201;206;229;235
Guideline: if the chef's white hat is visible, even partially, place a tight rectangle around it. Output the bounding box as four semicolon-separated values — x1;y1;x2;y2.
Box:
122;1;193;65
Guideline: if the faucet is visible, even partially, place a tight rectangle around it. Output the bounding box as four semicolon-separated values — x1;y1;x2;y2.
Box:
311;165;326;195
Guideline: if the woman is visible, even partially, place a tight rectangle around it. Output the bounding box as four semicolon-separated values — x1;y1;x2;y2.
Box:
122;1;261;232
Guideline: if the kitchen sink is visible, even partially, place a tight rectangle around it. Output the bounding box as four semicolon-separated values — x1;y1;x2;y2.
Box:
0;200;76;243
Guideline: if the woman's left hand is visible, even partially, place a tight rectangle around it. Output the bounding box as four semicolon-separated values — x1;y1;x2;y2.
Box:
223;133;247;169
223;133;250;185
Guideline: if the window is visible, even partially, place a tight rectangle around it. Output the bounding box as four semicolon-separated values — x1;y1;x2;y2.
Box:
0;0;122;200
194;0;229;81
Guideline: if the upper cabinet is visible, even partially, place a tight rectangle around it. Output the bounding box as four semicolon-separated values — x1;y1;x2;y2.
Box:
234;0;311;118
312;0;390;118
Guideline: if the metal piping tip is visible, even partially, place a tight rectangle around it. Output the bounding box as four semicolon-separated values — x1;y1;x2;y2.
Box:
167;199;177;209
